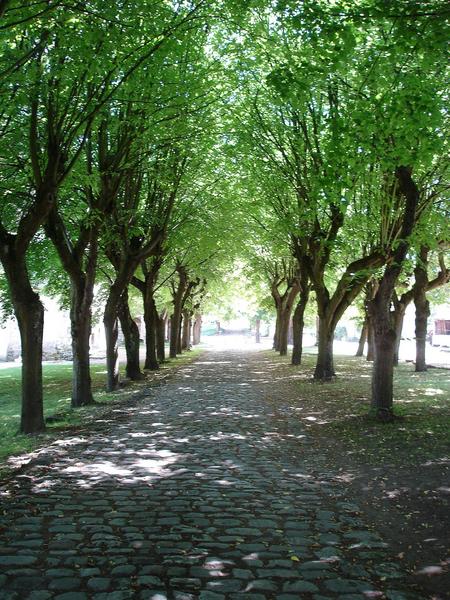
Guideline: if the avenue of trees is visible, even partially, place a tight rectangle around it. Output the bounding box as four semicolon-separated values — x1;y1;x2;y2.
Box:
0;0;448;433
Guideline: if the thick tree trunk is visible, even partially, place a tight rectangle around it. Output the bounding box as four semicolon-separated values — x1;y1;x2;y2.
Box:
192;313;202;345
2;257;46;434
273;309;281;351
367;317;375;361
371;317;396;418
291;294;308;365
176;318;183;354
181;309;191;350
70;278;95;407
369;165;420;419
278;310;291;356
314;316;335;380
16;298;46;434
118;288;143;380
356;320;367;357
156;311;167;362
104;299;120;392
414;247;430;372
287;318;293;345
415;296;429;372
393;305;406;366
255;318;261;344
169;267;187;358
144;296;159;370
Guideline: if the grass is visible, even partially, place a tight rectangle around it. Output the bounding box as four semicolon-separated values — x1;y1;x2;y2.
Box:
0;347;202;471
263;348;450;466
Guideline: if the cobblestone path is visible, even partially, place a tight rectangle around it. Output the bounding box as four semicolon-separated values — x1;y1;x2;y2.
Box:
0;350;420;599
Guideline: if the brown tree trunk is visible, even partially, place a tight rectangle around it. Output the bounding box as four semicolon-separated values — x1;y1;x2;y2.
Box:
367;316;375;361
144;296;159;370
414;247;430;372
255;318;261;344
104;296;121;392
292;290;309;365
356;319;367;357
369;166;420;419
314;316;335;380
169;266;187;358
273;309;281;351
70;277;95;407
156;311;167;362
2;256;46;434
371;313;396;417
118;288;143;380
192;313;202;345
278;310;291;356
181;309;191;350
392;304;407;366
415;296;429;372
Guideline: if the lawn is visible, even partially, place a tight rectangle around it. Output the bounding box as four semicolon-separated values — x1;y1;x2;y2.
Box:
0;348;202;470
263;349;450;467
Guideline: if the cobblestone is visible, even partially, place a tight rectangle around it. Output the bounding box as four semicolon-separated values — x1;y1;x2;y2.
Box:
0;349;422;598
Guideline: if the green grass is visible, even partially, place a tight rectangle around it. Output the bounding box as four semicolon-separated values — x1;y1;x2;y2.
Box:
0;348;202;470
263;349;450;466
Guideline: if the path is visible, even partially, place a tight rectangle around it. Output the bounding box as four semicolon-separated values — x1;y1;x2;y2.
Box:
0;349;423;599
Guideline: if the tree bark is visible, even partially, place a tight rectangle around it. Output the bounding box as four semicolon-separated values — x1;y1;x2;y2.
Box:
369;166;420;420
70;277;95;407
104;299;121;392
1;254;46;434
291;289;309;365
143;296;159;370
414;247;430;372
181;309;191;350
356;319;367;357
156;311;167;362
192;313;202;345
169;266;187;358
278;310;291;356
392;302;407;366
273;309;281;351
118;288;143;380
366;317;375;361
255;318;261;344
314;316;335;380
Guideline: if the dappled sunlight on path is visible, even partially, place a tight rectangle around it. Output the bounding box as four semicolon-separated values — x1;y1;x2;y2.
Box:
0;349;427;598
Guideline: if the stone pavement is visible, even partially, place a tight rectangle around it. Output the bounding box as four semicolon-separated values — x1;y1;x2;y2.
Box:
0;350;420;599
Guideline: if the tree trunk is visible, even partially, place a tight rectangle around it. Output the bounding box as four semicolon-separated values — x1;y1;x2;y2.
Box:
169;266;187;358
104;298;120;392
415;296;429;372
367;316;375;361
192;313;202;345
393;304;406;366
255;318;261;344
287;318;293;345
181;309;191;350
273;308;281;351
2;256;46;434
356;320;367;357
371;314;396;418
369;165;420;419
314;316;335;380
292;294;308;365
414;248;430;372
118;288;143;380
278;310;291;356
70;277;95;407
176;318;183;354
156;311;167;362
143;296;159;370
